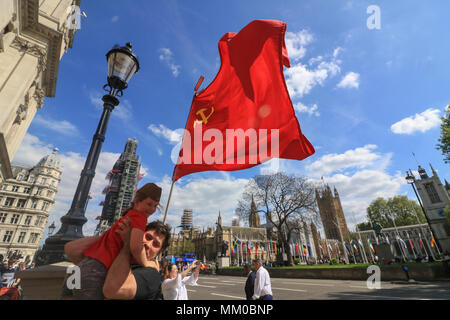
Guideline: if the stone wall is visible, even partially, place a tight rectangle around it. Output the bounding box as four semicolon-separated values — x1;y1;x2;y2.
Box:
217;263;450;282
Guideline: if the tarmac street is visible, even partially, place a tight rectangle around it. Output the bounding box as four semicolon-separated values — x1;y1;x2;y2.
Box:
186;275;450;300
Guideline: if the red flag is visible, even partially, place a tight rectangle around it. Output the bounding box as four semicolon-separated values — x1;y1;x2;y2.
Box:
410;240;415;249
419;238;423;251
431;236;436;248
173;20;314;181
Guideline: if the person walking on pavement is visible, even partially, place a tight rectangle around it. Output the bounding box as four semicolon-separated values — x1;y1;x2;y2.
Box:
252;258;273;300
243;264;255;300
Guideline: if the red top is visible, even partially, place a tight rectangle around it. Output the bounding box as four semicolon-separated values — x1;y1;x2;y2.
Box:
83;209;147;269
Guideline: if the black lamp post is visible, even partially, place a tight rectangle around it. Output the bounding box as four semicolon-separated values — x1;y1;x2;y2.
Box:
36;43;140;266
48;222;56;237
405;170;443;254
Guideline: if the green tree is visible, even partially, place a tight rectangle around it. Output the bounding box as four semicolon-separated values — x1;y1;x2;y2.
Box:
236;173;318;266
444;205;450;224
436;104;450;164
364;196;425;228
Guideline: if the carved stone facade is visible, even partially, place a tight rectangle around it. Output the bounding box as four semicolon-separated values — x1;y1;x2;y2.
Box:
316;185;350;242
409;164;450;254
0;149;62;264
0;0;81;185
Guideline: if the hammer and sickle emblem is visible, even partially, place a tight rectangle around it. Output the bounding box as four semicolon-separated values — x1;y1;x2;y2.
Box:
193;106;214;128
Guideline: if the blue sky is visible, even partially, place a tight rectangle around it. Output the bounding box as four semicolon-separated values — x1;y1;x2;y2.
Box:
13;0;449;239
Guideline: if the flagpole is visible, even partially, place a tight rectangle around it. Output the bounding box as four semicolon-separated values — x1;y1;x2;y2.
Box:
407;231;417;260
386;206;408;261
163;180;175;224
357;226;369;264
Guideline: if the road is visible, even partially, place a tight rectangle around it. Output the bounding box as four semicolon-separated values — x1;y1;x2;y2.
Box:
186;274;450;300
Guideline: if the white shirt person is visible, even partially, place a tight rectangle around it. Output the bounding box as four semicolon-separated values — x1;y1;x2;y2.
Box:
252;259;273;300
162;260;201;300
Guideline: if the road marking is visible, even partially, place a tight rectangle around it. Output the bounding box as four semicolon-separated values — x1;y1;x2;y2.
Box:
338;292;431;300
281;282;334;287
272;287;307;292
202;281;236;286
187;289;197;292
221;280;246;283
195;284;217;288
210;293;245;300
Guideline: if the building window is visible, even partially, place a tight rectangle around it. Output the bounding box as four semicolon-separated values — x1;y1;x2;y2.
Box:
24;215;32;225
0;213;7;223
3;231;13;243
10;214;20;224
29;176;35;183
47;190;53;197
4;197;15;206
31;200;38;209
17;232;26;243
424;183;441;204
23;188;31;194
35;216;43;226
41;202;49;211
1;184;7;191
17;174;23;181
35;188;42;195
28;233;39;244
12;186;19;192
16;199;26;208
40;178;47;185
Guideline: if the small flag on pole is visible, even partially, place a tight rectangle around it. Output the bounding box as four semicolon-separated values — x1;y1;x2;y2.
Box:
344;242;352;254
431;236;436;248
367;239;375;253
396;235;407;249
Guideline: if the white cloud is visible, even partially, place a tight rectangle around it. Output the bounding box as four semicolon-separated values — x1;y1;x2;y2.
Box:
304;144;405;228
318;170;405;228
111;16;119;23
285;47;342;99
152;175;250;230
390;108;441;135
293;102;320;117
285;30;314;61
148;124;183;145
306;144;383;177
159;48;181;77
33;115;79;136
337;72;360;89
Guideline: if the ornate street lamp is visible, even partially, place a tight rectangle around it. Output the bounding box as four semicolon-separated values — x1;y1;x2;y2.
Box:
48;222;56;237
36;43;140;266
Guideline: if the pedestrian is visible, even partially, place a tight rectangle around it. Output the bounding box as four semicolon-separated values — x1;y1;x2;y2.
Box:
102;218;171;300
64;183;162;300
243;264;255;300
161;260;201;300
252;258;273;300
0;260;21;300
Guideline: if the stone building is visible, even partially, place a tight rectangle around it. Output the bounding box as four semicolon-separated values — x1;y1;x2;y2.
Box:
316;185;350;242
94;138;141;235
0;0;81;185
0;148;61;264
407;164;450;254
